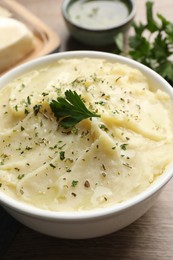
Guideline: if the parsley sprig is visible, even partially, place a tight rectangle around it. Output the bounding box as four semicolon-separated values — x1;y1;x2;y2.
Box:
50;90;100;128
115;1;173;86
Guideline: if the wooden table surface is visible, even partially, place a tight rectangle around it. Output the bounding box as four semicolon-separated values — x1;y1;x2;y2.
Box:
2;0;173;259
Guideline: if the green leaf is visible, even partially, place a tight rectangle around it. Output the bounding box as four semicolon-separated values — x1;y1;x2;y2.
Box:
157;13;170;30
165;23;173;42
156;60;173;83
146;1;159;32
50;90;100;128
157;14;173;42
129;35;150;60
132;21;146;36
126;1;173;86
152;33;171;60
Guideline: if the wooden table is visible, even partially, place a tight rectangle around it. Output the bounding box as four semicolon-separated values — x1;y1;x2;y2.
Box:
2;0;173;259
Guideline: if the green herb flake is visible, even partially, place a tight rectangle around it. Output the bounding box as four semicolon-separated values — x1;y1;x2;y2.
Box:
95;101;105;106
25;146;32;151
123;163;132;169
27;96;31;105
14;167;20;171
14;105;18;111
71;180;78;187
33;104;42;116
99;124;108;132
102;164;106;171
49;144;58;150
49;163;56;169
60;151;65;160
24;109;29;115
17;174;25;180
120;144;128;150
115;76;121;82
42;92;49;97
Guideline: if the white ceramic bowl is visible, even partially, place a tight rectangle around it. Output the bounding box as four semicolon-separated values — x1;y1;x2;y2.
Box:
0;51;173;239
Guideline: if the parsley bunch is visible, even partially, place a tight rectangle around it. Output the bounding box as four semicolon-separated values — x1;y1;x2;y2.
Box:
115;1;173;86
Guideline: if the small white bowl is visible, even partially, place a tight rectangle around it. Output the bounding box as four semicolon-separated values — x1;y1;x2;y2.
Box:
0;51;173;239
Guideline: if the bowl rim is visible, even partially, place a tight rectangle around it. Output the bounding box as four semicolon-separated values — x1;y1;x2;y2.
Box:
62;0;137;32
0;50;173;221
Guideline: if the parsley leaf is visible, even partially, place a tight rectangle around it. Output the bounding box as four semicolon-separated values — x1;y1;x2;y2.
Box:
129;1;173;85
146;1;159;32
114;1;173;86
50;90;100;128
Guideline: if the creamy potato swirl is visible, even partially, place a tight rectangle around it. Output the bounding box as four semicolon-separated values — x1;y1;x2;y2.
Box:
0;58;173;211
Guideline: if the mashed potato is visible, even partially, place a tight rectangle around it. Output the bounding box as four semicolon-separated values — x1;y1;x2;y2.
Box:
0;58;173;211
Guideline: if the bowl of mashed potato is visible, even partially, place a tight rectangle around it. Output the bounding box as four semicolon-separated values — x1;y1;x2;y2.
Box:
0;51;173;239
